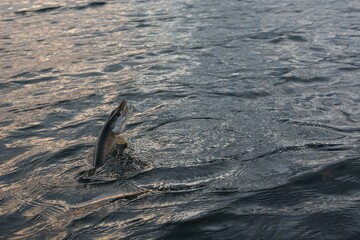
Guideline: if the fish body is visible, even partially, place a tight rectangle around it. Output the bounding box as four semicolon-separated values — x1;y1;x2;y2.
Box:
94;100;129;168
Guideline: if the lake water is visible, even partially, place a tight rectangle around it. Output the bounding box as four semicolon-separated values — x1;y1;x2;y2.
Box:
1;0;360;239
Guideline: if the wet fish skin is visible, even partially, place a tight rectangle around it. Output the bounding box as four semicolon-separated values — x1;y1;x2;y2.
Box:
94;100;128;168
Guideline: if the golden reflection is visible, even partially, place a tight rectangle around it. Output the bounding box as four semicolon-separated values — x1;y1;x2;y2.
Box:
1;0;208;238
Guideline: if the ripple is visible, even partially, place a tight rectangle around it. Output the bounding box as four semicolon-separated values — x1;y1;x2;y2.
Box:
103;63;124;73
205;89;271;99
280;118;360;135
147;116;218;131
287;34;307;42
337;66;360;72
13;2;107;16
13;76;59;85
71;2;107;11
15;6;63;15
278;76;330;85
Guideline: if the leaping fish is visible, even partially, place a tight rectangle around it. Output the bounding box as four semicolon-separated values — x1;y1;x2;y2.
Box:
94;100;130;168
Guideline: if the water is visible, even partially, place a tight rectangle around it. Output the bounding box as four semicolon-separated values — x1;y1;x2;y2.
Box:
1;0;360;239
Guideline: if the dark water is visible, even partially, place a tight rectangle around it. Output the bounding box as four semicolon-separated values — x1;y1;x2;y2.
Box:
1;0;360;239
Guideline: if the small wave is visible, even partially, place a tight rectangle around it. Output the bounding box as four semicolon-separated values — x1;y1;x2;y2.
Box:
15;6;63;15
14;2;107;16
103;63;124;73
13;76;58;85
147;116;219;131
71;190;149;209
287;34;307;42
279;118;360;134
64;72;104;78
205;90;271;99
71;2;107;11
275;76;330;85
337;66;360;72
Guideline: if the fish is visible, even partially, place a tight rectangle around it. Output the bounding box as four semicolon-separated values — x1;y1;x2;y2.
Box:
93;100;130;168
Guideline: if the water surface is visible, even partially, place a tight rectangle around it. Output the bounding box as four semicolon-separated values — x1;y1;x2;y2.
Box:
1;0;360;239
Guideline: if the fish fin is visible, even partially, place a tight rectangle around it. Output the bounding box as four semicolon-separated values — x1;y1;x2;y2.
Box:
108;108;118;121
118;99;129;118
110;100;132;133
108;99;128;122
